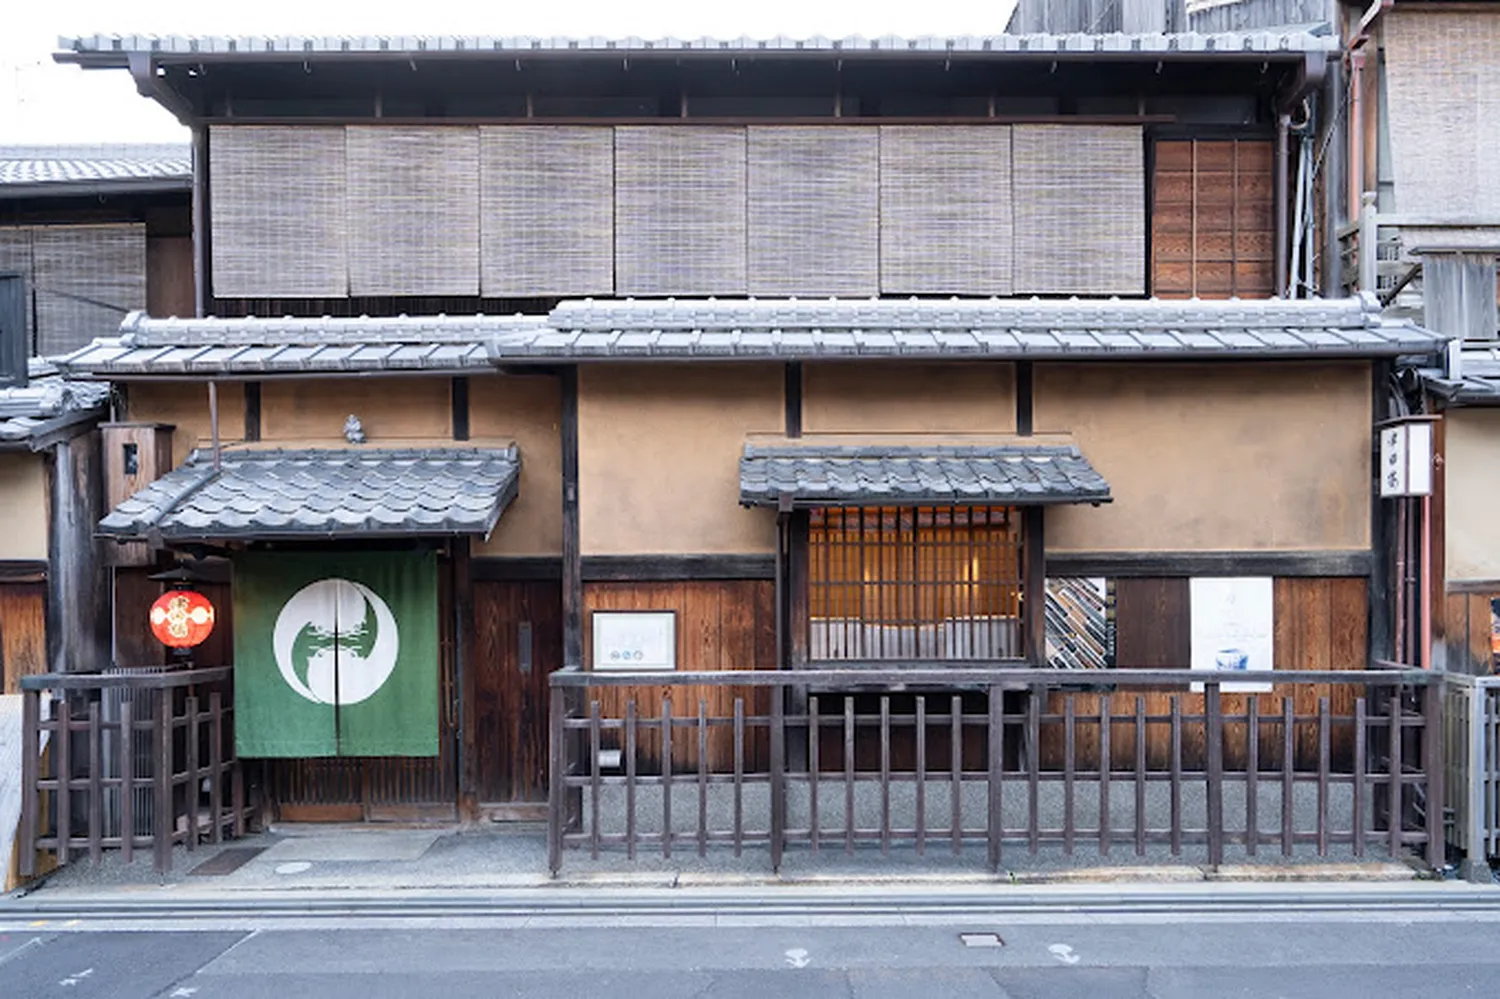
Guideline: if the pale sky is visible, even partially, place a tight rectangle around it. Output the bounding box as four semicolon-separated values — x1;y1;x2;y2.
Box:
3;0;1021;145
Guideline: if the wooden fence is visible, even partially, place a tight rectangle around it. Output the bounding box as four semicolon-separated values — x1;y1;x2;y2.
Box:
548;667;1444;875
1444;674;1500;881
18;668;248;875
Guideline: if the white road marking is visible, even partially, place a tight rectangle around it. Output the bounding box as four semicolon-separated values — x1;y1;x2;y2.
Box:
0;936;45;967
784;947;811;968
169;987;199;997
1048;943;1080;965
59;967;95;986
959;933;1005;948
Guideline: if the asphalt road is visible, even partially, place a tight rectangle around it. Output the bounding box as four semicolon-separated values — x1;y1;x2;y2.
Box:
3;897;1500;998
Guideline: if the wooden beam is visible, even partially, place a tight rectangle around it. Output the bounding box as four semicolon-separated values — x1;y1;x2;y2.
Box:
1015;360;1033;436
561;366;582;668
243;381;261;442
1045;550;1375;579
784;362;802;438
0;560;47;584
451;376;470;442
470;557;563;582
1024;508;1045;666
581;554;776;581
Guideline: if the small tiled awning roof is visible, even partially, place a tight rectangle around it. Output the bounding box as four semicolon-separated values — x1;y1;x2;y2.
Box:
739;441;1111;508
99;446;520;543
0;366;109;451
1421;346;1500;406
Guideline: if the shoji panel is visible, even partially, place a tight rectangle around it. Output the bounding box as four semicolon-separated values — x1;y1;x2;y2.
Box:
210;126;347;298
480;126;614;297
347;126;480;296
1013;125;1146;295
748;126;878;297
615;127;747;296
32;224;146;355
879;126;1013;295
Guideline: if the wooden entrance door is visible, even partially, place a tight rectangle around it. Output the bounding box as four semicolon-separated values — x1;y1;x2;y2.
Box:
471;580;562;807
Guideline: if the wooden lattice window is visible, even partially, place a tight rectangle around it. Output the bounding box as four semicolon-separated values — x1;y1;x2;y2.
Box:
808;506;1023;661
1152;139;1274;299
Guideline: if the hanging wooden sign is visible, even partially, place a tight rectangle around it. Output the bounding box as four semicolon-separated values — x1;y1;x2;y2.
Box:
149;589;216;649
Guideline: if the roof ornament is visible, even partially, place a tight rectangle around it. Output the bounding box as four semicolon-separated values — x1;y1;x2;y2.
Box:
344;414;366;445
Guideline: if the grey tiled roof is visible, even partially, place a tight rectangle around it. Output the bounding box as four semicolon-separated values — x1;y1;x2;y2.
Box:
58;311;542;376
740;442;1111;507
0;369;110;450
98;446;520;542
58;31;1339;61
1421;345;1500;406
514;294;1445;361
56;295;1446;377
0;144;190;197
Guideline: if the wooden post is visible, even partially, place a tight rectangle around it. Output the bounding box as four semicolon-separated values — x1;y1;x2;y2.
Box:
1425;681;1446;872
561;367;582;668
547;684;565;876
1023;508;1046;666
154;691;172;873
453;538;477;819
1205;683;1224;869
770;685;785;872
55;696;71;866
19;690;39;877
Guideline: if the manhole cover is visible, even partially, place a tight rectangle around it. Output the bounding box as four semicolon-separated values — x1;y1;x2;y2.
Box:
959;933;1005;948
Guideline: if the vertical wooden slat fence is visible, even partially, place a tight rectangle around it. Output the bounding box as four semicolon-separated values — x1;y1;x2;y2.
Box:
549;667;1444;875
1443;674;1500;881
17;668;247;876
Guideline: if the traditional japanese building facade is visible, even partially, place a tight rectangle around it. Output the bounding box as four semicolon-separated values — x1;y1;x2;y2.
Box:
53;27;1444;821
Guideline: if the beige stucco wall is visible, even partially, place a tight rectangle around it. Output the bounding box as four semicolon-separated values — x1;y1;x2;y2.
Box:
126;381;246;469
579;363;782;555
260;378;451;442
470;374;563;556
1445;408;1500;584
0;453;48;561
803;361;1017;434
1035;361;1372;552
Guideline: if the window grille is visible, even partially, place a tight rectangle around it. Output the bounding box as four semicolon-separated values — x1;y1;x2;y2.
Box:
808;505;1023;661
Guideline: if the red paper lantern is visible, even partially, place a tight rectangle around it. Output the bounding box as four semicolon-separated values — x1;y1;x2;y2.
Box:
149;590;216;649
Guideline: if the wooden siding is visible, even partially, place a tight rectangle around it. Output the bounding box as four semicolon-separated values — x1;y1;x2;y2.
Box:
583;580;776;772
1443;591;1497;676
1013;125;1145;295
0;582;45;694
346;126;480;296
210;125;348;298
878;126;1013;295
479;126;614;297
146;235;196;318
748;126;879;297
1152;139;1275;299
470;579;563;802
1042;577;1369;772
614;127;748;295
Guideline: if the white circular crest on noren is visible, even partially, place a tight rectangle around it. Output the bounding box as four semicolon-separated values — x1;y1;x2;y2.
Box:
272;578;400;706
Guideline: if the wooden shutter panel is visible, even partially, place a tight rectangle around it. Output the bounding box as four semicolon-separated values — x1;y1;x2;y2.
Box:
32;224;146;355
1013;125;1145;296
1152;140;1275;299
480;126;614;297
347;126;480;297
879;126;1014;296
748;126;878;297
614;127;747;296
210;125;348;298
0;229;33;350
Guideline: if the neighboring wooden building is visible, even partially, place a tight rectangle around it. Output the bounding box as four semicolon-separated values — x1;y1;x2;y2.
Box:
0;146;191;681
53;28;1445;821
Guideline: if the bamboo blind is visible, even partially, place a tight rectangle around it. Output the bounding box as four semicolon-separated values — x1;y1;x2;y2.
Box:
1151;140;1275;299
1013;124;1145;295
346;126;480;296
809;506;1023;661
614;126;748;296
1384;11;1500;240
480;126;614;297
878;126;1014;296
211;126;348;298
747;126;879;297
31;224;146;355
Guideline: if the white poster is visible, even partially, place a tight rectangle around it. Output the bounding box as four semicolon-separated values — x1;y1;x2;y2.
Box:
1190;577;1274;693
592;611;676;671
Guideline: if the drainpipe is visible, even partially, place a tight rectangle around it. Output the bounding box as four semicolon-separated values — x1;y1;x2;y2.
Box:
208;379;221;472
1275;113;1291;297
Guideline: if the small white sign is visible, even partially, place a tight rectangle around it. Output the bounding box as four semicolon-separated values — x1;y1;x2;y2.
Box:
1190;577;1274;693
592;611;676;671
1380;421;1433;498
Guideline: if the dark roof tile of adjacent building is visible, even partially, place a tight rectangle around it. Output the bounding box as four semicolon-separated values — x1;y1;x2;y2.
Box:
0;144;190;198
1420;344;1500;406
740;440;1111;507
55;295;1446;377
97;445;520;541
0;365;111;450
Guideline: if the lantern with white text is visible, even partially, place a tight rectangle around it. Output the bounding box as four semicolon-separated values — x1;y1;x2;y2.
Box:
149;590;216;649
